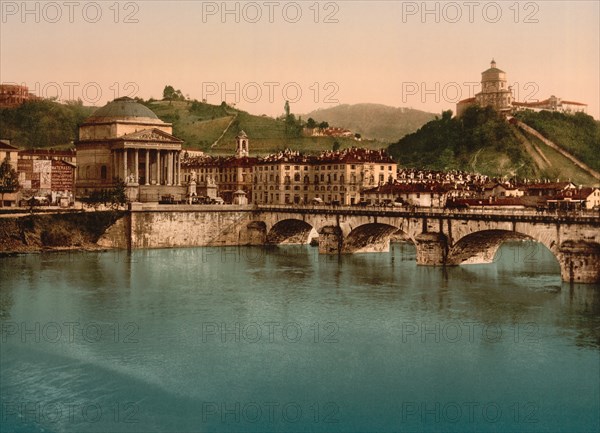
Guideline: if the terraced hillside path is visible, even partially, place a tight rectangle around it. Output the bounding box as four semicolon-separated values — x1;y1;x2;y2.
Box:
211;112;238;149
512;118;600;181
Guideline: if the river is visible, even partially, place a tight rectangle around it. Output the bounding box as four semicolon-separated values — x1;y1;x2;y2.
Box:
1;241;598;432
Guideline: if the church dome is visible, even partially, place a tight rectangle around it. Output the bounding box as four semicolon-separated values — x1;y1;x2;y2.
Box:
86;97;162;123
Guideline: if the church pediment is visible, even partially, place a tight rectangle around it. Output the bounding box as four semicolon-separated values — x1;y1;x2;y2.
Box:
121;128;183;143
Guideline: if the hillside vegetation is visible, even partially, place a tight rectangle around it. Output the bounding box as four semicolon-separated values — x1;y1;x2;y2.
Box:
389;107;537;177
515;110;600;172
144;100;389;154
388;106;599;184
303;103;436;142
0;99;93;148
0;99;388;154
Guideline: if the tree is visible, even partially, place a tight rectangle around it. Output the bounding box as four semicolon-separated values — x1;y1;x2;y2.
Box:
284;100;290;118
163;85;175;101
163;85;184;105
0;156;19;207
319;121;329;129
306;117;317;129
85;181;128;210
332;140;340;151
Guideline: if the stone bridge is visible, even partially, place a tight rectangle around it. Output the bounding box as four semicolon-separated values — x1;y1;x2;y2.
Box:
98;205;600;283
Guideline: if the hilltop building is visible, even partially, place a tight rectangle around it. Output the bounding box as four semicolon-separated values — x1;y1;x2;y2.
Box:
456;60;586;117
512;96;587;114
456;59;513;117
75;97;184;202
0;84;39;108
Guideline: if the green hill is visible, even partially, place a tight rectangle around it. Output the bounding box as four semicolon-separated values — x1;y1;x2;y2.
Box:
514;110;600;172
0;98;388;154
0;99;94;148
388;106;599;185
303;103;437;142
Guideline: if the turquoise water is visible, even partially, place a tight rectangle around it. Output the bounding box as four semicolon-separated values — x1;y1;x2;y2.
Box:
1;242;599;432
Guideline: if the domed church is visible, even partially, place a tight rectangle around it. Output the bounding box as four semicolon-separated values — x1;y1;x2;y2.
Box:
456;59;513;117
75;97;185;202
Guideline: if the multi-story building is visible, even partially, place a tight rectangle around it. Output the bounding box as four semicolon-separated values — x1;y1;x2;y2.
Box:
253;147;396;205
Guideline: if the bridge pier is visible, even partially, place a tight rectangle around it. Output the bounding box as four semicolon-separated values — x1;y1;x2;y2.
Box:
558;241;600;284
414;233;448;266
318;226;344;255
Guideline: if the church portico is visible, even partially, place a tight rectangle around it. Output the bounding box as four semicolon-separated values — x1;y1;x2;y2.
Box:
111;145;182;186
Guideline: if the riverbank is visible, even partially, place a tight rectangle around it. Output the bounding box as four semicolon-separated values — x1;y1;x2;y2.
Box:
0;211;124;254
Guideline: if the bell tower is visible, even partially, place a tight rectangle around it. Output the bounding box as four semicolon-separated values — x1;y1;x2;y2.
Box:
236;131;249;158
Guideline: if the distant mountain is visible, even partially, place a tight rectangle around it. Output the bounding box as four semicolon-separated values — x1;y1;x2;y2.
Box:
303;103;437;142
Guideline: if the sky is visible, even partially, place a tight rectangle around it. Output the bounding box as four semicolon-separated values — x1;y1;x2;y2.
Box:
1;1;599;119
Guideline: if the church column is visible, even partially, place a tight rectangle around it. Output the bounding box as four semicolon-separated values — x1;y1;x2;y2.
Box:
145;150;150;185
177;151;181;186
167;151;173;186
112;151;118;181
171;151;176;185
134;149;139;184
123;149;128;182
156;150;161;184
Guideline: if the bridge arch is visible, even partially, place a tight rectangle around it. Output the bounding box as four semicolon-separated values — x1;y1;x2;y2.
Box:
448;229;538;265
266;219;315;245
343;223;406;253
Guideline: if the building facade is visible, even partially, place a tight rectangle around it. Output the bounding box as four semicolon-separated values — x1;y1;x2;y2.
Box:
182;137;397;205
75;97;185;202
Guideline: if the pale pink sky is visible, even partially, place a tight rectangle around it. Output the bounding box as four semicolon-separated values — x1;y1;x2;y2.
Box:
1;1;598;119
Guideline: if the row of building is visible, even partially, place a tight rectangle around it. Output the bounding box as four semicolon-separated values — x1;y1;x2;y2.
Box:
181;142;397;205
362;179;600;210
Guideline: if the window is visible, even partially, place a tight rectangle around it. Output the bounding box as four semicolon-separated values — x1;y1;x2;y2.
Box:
100;165;107;180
